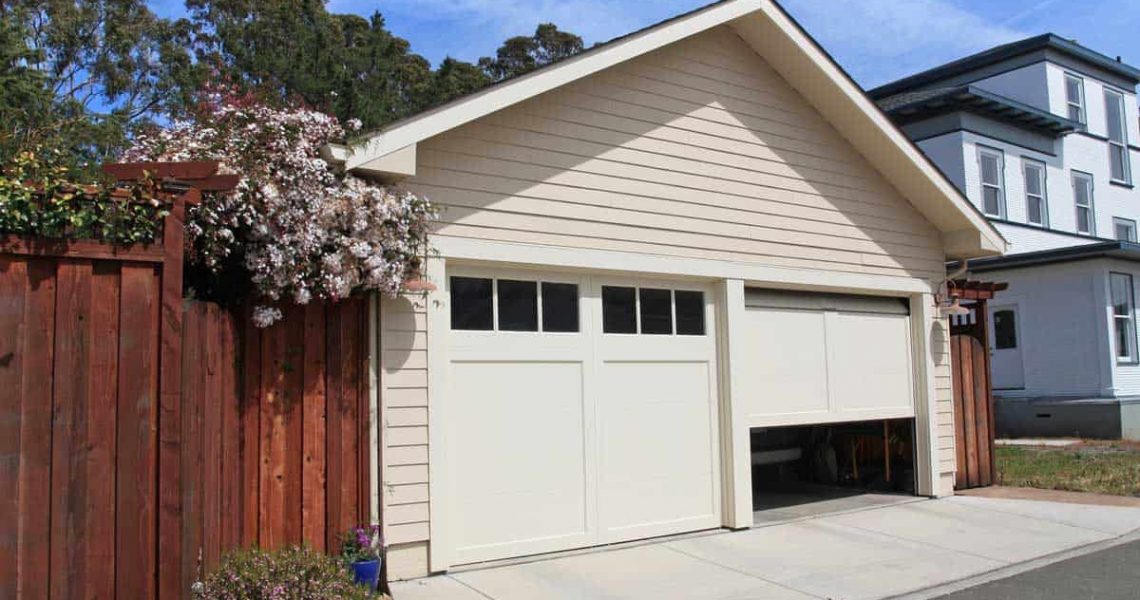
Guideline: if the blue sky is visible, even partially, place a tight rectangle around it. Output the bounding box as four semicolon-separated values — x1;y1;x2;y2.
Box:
147;0;1140;89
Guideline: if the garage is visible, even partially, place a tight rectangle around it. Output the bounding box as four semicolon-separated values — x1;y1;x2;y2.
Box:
739;289;919;520
442;267;722;565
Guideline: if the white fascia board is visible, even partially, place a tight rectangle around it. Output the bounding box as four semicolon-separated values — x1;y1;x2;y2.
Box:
343;0;764;171
731;2;1007;260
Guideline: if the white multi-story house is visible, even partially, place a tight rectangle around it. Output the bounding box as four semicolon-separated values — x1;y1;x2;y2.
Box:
871;35;1140;439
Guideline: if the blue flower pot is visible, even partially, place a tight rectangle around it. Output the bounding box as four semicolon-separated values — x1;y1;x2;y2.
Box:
351;559;381;590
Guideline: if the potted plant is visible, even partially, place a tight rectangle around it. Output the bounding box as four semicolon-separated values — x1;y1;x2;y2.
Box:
340;524;383;590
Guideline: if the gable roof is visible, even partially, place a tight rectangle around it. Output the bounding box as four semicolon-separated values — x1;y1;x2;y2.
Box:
329;0;1006;259
869;34;1140;99
878;85;1085;136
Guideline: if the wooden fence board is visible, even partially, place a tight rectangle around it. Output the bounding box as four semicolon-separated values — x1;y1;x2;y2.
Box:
0;258;27;599
240;309;261;549
51;261;93;600
285;307;305;545
86;263;121;600
302;304;328;552
117;264;159;600
16;260;55;600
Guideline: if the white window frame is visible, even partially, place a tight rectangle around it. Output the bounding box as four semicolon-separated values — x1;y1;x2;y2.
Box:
1021;158;1048;227
1115;217;1138;242
977;146;1006;218
1064;73;1086;124
1110;272;1138;364
1104;88;1132;185
1072;171;1095;235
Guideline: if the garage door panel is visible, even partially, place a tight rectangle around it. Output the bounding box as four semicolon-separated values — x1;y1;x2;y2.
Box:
741;290;916;427
449;361;591;558
740;309;830;418
597;361;718;539
443;269;720;565
827;313;913;412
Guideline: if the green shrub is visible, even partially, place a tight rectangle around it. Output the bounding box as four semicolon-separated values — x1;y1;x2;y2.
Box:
192;546;374;600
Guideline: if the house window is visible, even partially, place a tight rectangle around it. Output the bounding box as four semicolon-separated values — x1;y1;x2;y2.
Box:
1022;159;1048;226
452;276;580;332
1111;272;1137;363
1064;73;1086;123
977;147;1006;218
602;285;705;336
1072;171;1095;235
993;309;1018;350
1105;89;1132;184
1115;217;1138;242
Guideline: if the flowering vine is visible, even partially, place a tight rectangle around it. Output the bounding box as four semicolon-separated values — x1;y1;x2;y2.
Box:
124;87;435;326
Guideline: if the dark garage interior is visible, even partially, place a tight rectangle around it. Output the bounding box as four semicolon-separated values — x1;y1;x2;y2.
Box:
751;418;916;524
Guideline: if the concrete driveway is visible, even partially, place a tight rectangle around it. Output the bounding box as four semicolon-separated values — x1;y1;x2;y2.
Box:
390;495;1140;600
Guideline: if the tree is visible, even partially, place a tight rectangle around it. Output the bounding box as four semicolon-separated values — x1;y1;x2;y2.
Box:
184;1;443;131
422;57;491;111
0;12;50;160
478;23;584;82
0;0;198;170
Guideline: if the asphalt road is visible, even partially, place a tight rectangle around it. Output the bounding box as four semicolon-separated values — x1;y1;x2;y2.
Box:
935;539;1140;600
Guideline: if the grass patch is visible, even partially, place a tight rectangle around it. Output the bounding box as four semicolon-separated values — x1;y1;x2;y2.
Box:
995;441;1140;497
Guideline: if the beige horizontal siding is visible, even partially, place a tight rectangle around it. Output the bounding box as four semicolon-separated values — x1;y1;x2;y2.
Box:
380;294;431;545
408;26;946;281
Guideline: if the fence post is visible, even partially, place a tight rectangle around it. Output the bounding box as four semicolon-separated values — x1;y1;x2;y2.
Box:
158;189;190;598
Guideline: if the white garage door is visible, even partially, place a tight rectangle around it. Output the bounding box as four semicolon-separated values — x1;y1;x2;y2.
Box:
739;289;916;427
444;268;720;565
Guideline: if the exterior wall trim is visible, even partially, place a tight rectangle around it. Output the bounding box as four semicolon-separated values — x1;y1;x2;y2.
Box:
433;236;936;296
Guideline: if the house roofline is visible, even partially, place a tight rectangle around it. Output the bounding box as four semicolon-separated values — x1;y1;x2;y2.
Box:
869;34;1140;99
881;85;1085;137
960;241;1140;273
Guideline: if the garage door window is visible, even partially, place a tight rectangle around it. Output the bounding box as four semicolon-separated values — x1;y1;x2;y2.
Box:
451;277;494;330
452;276;580;332
603;285;705;335
640;288;673;334
498;280;538;331
542;282;580;332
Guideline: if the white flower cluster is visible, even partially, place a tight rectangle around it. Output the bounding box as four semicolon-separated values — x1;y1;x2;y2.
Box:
124;91;435;326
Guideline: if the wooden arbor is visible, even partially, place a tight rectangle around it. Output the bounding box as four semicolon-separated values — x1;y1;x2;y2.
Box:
948;280;1007;489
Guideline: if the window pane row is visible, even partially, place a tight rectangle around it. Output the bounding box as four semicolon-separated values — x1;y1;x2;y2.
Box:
451;277;580;332
602;286;705;335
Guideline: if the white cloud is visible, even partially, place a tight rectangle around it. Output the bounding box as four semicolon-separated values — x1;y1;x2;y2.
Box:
780;0;1027;87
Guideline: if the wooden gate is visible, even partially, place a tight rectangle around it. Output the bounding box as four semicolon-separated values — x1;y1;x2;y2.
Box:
948;281;1005;490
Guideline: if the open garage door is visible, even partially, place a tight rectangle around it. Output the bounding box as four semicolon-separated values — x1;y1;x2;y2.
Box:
739;289;916;427
443;268;721;565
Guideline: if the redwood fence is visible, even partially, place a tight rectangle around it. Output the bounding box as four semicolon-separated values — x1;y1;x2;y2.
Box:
1;165;373;599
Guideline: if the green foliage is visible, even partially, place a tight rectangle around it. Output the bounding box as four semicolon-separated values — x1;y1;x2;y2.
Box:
192;546;375;600
0;0;200;172
0;0;587;170
478;23;585;82
0;148;168;244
